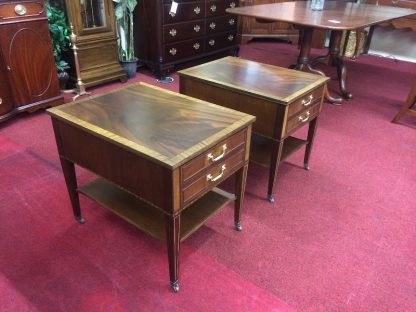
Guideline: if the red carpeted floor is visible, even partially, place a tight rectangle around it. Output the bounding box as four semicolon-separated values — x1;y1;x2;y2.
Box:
0;41;415;312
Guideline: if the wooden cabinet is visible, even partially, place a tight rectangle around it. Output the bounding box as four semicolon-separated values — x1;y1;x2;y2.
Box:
134;0;240;78
238;0;300;44
0;0;63;123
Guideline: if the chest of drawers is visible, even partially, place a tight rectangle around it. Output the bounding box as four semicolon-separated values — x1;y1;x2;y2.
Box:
134;0;239;78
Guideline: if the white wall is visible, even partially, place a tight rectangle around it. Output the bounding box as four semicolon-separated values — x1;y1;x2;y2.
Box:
368;26;416;63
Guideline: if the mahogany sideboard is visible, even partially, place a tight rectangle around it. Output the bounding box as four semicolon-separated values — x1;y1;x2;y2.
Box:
179;57;328;203
133;0;240;78
48;82;255;292
0;0;63;123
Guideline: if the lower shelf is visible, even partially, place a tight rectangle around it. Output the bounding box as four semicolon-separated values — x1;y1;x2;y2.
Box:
250;134;307;168
78;179;234;242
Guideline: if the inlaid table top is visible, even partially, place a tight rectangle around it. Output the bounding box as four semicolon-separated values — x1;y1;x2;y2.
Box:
227;1;416;30
48;82;255;169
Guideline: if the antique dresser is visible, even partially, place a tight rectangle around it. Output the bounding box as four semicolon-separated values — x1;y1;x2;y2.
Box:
133;0;240;78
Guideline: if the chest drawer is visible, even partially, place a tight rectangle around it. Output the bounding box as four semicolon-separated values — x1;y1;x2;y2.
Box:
163;2;205;24
181;129;246;183
288;86;324;118
206;15;237;34
163;19;205;43
164;38;204;62
285;101;321;136
182;147;246;206
205;31;237;51
206;0;238;17
0;1;44;21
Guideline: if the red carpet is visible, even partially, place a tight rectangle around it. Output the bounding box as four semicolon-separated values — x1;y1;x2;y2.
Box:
0;41;415;311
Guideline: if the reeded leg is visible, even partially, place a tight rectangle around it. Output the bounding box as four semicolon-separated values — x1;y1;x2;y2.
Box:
234;163;248;231
59;156;85;224
165;214;180;293
304;117;319;171
267;140;284;203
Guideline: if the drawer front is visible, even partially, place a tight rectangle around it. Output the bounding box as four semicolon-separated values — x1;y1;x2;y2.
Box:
163;20;205;43
163;2;205;24
206;0;238;17
205;31;237;51
164;38;204;62
285;101;321;136
181;129;246;183
0;1;45;21
182;148;245;205
288;86;324;118
206;15;237;34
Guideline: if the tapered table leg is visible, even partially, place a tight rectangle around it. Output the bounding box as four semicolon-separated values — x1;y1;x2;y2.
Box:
267;140;284;203
234;163;248;231
59;157;85;224
165;214;180;292
304;117;319;171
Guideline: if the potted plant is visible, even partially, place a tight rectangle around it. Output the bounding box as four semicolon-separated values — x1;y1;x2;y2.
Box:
113;0;138;79
46;3;71;90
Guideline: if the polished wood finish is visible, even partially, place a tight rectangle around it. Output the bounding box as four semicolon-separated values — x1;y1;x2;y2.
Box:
64;0;127;87
0;0;63;123
392;78;416;123
238;0;299;44
178;57;328;202
227;2;416;103
366;0;416;30
134;0;240;78
48;82;255;291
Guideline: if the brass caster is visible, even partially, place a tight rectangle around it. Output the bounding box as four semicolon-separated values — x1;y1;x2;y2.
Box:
304;163;310;171
267;195;275;203
75;215;85;224
235;221;243;231
171;281;180;293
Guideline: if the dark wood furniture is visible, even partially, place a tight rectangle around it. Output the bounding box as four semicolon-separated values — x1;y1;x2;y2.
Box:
227;2;416;104
178;57;328;202
47;82;255;292
392;78;416;123
64;0;127;87
0;0;63;123
238;0;299;44
133;0;240;78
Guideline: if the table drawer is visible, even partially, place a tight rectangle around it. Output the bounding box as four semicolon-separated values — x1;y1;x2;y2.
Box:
206;15;237;34
286;101;321;136
182;148;245;205
163;2;205;24
0;1;44;21
205;31;237;52
164;38;204;62
288;86;323;118
181;129;246;183
163;20;205;43
206;0;238;17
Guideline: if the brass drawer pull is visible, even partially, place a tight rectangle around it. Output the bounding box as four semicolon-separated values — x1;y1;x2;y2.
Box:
209;39;215;46
169;11;176;17
194;6;201;14
210;22;216;29
194;25;200;32
301;95;314;107
207;164;226;182
169;28;177;37
230;2;236;8
169;48;177;55
14;4;27;16
210;5;217;12
0;98;2;105
193;43;200;50
207;144;227;162
228;35;234;41
298;111;311;123
229;18;235;25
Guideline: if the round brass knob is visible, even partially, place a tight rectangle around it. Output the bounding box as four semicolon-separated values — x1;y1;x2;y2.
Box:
14;4;27;16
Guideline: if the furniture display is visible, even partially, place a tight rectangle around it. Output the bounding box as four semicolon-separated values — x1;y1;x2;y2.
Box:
133;0;240;78
178;57;328;203
48;82;255;292
238;0;299;44
0;0;64;123
392;78;416;123
227;1;416;104
64;0;127;87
